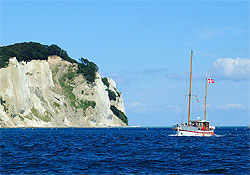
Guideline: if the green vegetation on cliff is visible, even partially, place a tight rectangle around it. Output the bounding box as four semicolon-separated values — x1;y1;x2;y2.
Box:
102;77;117;101
0;97;7;112
102;77;110;88
31;107;52;122
78;100;96;114
0;42;75;66
0;42;98;83
59;68;77;108
110;105;128;125
78;57;98;83
59;67;96;113
108;89;116;101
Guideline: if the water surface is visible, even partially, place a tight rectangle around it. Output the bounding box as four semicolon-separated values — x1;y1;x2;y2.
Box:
1;127;249;174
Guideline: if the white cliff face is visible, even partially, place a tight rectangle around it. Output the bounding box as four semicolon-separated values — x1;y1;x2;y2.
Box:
0;56;127;127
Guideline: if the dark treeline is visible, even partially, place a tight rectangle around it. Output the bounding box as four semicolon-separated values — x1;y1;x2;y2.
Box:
0;42;98;83
0;42;75;67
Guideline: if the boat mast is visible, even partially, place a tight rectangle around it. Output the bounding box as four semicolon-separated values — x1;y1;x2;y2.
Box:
204;78;207;120
188;50;193;126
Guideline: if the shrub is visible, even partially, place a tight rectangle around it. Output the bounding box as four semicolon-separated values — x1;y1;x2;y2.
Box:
47;44;76;63
23;114;33;120
78;57;98;83
0;55;10;69
0;97;6;106
59;68;77;108
53;102;61;109
31;107;39;117
0;97;8;112
110;105;128;125
31;107;51;122
108;89;116;101
78;99;96;114
18;115;24;121
102;77;110;88
43;111;52;122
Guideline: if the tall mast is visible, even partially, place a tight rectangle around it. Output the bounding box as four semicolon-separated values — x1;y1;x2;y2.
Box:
188;50;193;126
204;78;208;120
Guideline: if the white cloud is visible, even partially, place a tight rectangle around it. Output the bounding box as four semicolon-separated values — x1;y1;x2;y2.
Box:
196;28;218;39
126;102;186;114
215;103;246;110
125;102;147;113
127;102;144;108
141;68;201;80
212;57;250;81
100;72;129;84
142;68;168;74
200;104;212;109
195;26;248;40
151;104;186;113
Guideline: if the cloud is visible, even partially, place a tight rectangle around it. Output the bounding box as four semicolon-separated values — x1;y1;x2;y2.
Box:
150;104;186;113
196;28;218;39
200;104;212;109
100;72;131;84
125;102;147;113
212;57;250;81
215;103;246;110
195;26;248;40
141;68;168;74
141;68;192;80
163;104;185;112
164;73;203;80
127;102;145;108
126;102;186;114
140;68;204;80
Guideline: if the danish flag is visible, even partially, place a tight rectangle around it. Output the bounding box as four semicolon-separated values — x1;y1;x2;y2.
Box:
208;79;214;83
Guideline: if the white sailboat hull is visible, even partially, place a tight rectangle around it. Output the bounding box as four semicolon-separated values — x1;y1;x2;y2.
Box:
176;129;214;137
172;125;215;137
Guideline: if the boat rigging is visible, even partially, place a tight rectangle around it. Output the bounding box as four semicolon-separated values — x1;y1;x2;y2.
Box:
172;51;215;136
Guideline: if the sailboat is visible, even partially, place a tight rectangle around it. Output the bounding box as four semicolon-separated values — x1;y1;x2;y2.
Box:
172;50;215;136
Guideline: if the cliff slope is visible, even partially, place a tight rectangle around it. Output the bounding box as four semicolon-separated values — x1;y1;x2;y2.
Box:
0;52;127;127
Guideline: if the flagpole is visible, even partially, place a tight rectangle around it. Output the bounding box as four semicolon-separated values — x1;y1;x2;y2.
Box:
188;50;193;126
204;78;208;120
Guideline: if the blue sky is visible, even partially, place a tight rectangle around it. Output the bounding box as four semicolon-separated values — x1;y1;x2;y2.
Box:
1;0;249;126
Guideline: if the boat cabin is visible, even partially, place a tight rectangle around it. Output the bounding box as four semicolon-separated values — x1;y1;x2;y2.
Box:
190;120;210;131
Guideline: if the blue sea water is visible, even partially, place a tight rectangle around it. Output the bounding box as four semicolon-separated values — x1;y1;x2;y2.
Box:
1;127;249;174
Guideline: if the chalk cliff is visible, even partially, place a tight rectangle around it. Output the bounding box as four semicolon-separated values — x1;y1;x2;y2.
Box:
0;56;127;127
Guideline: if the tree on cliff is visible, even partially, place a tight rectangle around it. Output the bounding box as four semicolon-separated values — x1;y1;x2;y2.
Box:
0;42;76;68
47;44;76;63
78;57;99;83
0;42;99;83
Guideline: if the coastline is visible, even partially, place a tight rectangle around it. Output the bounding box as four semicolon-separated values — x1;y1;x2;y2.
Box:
1;126;249;129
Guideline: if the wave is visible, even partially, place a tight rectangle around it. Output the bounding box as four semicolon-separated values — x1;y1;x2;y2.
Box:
214;134;225;137
168;134;178;137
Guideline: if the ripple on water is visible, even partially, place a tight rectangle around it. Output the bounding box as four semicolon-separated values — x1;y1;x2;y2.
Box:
0;127;249;174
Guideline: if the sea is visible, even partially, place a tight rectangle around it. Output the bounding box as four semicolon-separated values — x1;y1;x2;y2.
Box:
1;127;249;174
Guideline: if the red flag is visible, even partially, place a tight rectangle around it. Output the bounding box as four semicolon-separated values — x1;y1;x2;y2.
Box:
208;79;214;83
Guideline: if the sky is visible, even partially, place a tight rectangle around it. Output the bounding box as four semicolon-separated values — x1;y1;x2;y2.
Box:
0;0;249;126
